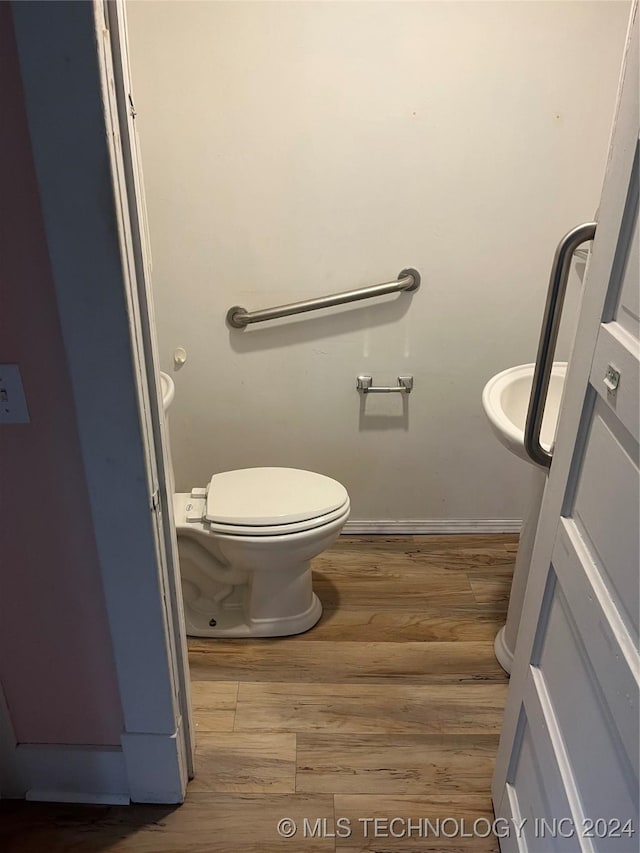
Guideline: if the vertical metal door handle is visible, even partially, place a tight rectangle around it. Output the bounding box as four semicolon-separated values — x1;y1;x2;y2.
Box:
524;222;596;468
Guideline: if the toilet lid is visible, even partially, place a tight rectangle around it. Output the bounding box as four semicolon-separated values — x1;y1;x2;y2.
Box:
205;467;349;526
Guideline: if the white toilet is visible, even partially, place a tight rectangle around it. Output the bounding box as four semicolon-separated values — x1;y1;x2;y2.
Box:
160;373;350;638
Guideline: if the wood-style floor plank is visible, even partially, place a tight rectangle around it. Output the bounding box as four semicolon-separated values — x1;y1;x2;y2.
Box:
191;681;238;732
312;567;476;610
0;794;336;852
188;639;507;684
318;534;518;554
235;682;508;734
315;534;518;574
334;794;500;852
296;733;499;795
284;606;505;642
469;575;512;608
191;732;296;793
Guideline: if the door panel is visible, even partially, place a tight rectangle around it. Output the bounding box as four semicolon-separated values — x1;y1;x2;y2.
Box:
552;521;639;780
536;570;637;827
571;399;640;638
507;676;582;852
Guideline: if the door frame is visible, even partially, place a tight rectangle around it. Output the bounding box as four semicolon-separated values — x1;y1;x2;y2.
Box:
100;0;196;780
10;0;193;802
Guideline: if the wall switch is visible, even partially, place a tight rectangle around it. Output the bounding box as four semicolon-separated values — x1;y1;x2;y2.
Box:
0;365;30;424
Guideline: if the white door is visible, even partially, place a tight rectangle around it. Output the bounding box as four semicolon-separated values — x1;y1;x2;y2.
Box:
492;6;639;852
98;0;195;775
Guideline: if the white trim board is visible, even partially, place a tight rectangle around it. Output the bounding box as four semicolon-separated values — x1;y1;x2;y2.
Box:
343;519;522;535
18;744;129;806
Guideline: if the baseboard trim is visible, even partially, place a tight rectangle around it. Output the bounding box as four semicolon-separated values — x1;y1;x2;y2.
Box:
25;789;129;805
10;723;189;805
18;744;129;805
342;519;522;535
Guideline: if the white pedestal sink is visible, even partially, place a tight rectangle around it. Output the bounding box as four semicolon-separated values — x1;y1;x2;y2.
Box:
482;362;567;674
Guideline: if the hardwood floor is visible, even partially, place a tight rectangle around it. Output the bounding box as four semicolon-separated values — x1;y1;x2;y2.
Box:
0;534;514;852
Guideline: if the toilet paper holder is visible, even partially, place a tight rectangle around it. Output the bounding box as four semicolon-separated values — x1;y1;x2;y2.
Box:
356;375;413;394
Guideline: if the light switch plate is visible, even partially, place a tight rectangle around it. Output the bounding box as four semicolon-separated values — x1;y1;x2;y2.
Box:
0;364;30;424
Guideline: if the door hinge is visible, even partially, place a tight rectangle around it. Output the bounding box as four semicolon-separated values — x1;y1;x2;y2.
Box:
150;488;160;512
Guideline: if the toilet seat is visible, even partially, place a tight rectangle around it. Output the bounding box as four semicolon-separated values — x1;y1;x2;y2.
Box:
206;499;351;537
204;467;349;532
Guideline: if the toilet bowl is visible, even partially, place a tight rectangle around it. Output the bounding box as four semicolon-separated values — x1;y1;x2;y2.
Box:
160;373;350;638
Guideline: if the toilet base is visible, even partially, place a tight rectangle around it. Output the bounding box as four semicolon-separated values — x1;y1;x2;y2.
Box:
184;591;323;638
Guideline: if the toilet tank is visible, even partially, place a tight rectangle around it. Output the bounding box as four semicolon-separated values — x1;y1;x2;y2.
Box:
159;371;176;494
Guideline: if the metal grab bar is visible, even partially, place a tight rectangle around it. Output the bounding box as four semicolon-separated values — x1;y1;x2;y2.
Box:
226;268;420;328
524;222;596;468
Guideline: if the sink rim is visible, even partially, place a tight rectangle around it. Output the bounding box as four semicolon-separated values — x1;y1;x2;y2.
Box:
482;361;567;465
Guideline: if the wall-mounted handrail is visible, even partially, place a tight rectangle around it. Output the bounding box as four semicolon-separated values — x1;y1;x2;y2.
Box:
524;222;596;468
226;268;421;328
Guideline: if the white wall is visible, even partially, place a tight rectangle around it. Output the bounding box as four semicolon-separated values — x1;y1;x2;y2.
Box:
127;0;628;523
